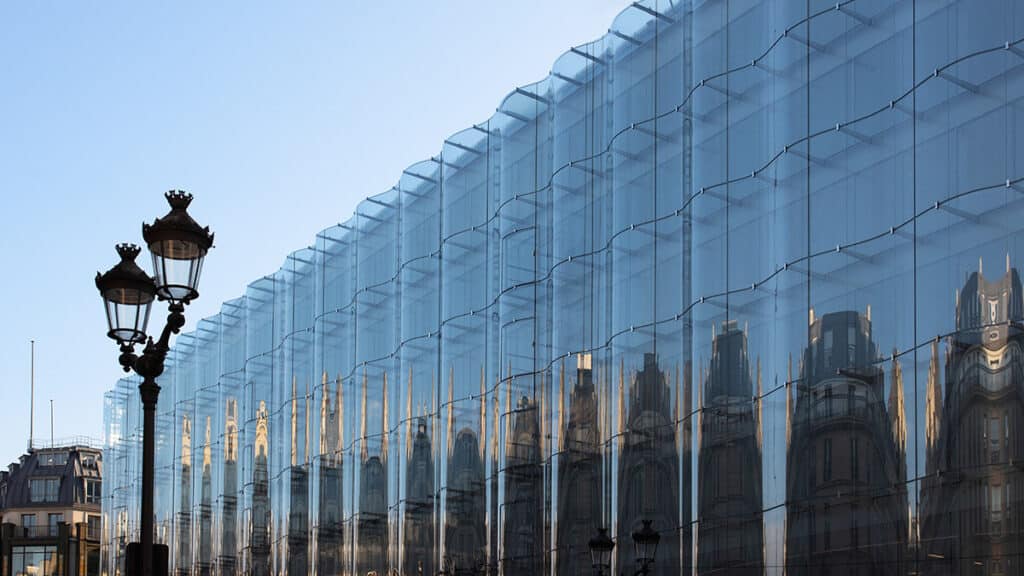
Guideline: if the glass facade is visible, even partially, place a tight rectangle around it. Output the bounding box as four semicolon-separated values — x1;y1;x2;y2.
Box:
101;0;1024;574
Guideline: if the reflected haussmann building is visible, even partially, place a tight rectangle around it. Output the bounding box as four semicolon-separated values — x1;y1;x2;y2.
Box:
318;375;344;575
921;265;1024;575
786;310;908;575
698;321;764;575
220;400;238;575
251;401;271;576
503;394;542;574
556;354;603;576
100;1;1023;574
618;353;680;575
175;414;192;576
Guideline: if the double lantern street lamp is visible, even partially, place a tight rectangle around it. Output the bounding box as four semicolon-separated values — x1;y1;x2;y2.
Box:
95;191;213;576
589;520;661;576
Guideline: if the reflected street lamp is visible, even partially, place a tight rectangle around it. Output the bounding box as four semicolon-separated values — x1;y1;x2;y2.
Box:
588;526;615;576
631;520;660;576
95;191;213;576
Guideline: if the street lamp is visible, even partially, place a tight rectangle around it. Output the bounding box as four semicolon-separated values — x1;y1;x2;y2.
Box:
631;520;660;575
95;191;213;576
588;527;615;576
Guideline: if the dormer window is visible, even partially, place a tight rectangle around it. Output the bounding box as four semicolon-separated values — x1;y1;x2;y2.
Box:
29;477;60;503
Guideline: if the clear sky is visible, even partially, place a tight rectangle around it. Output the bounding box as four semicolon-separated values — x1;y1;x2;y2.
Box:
0;1;626;466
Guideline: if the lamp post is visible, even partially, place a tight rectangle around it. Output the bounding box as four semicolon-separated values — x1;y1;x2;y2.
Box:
631;520;660;576
588;527;615;576
95;191;213;576
589;521;659;576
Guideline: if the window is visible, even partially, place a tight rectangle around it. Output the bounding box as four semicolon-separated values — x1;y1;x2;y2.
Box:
10;545;59;576
823;503;831;551
990;416;1001;462
87;515;101;540
84;479;102;504
22;514;40;538
851;503;858;548
851;437;859;482
47;513;63;537
40;452;67;467
823;438;833;482
1005;413;1010;454
991;483;1003;524
847;325;857;365
30;478;60;503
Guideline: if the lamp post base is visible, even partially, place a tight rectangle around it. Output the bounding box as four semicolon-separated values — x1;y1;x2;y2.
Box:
126;542;169;576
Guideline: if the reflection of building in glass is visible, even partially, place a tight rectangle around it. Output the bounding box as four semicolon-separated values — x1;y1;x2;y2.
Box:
556;353;603;576
444;370;486;574
403;367;434;576
318;375;343;575
404;414;434;576
697;321;764;575
198;416;213;576
786;310;908;575
176;414;192;576
618;353;680;576
921;264;1024;575
219;399;238;575
503;394;542;574
288;379;310;576
356;372;388;576
97;0;1024;573
251;400;271;576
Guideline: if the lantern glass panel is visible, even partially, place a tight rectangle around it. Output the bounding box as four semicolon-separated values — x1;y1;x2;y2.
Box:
150;238;206;302
102;286;153;343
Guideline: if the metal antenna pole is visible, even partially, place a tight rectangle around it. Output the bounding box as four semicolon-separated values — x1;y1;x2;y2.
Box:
30;340;35;451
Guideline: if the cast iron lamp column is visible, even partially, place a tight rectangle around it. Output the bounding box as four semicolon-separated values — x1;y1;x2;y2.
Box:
95;191;213;576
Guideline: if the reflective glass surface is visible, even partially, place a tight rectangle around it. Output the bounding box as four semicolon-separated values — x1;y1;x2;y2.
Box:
102;1;1024;574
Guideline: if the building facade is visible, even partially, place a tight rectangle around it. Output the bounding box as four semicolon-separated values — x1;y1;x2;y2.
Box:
1;444;103;576
920;266;1024;575
102;0;1024;574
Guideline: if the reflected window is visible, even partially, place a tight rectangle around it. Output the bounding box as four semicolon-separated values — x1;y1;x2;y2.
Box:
990;416;1001;463
850;437;859;482
823;504;831;551
851;503;858;548
823;439;832;482
824;330;833;368
846;325;856;365
990;483;1003;524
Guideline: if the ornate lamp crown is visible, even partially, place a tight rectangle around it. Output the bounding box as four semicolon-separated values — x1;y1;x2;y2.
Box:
142;190;214;251
115;243;141;261
165;190;193;209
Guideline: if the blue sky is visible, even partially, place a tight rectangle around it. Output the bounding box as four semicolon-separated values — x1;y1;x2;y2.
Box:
0;1;625;465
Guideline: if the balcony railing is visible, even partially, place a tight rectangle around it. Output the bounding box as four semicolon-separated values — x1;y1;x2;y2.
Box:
19;524;59;538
